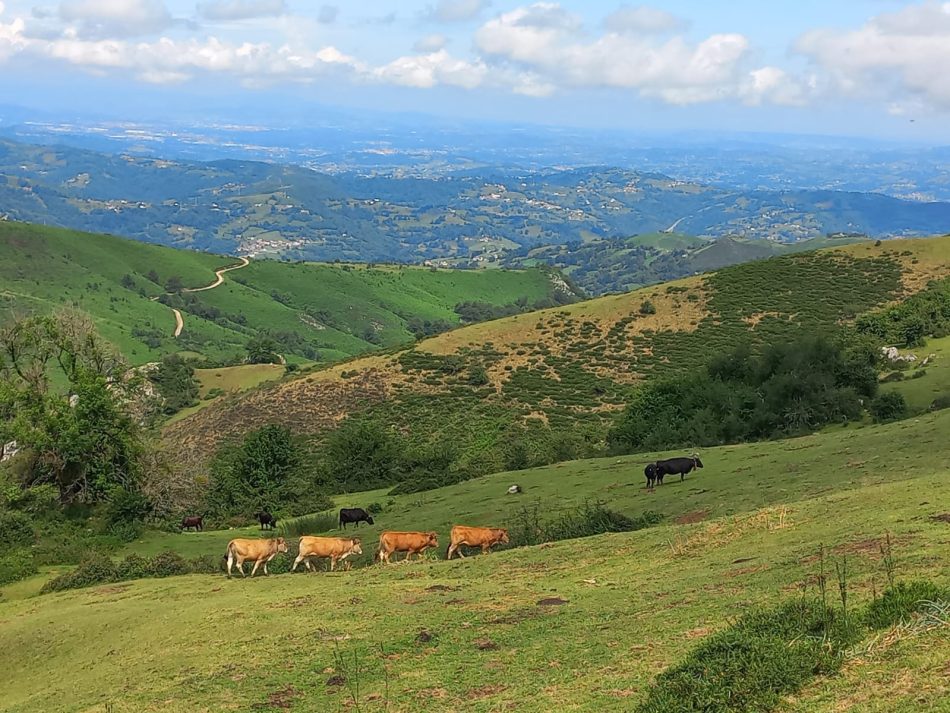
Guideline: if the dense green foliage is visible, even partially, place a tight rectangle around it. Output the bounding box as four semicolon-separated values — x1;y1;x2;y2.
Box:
609;336;878;453
148;354;199;414
40;550;222;593
0;312;148;503
207;425;333;520
870;391;909;423
856;279;950;347
636;599;859;713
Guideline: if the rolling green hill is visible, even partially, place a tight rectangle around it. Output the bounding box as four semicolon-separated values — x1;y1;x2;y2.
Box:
0;221;577;365
2;409;949;711
165;236;950;479
502;233;872;295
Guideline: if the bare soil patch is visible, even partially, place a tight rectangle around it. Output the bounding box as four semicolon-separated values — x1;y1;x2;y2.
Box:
466;684;507;699
254;685;300;710
537;597;569;606
675;509;710;525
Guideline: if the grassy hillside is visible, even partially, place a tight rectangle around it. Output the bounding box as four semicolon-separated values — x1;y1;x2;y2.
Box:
0;221;573;365
3;410;949;711
502;232;872;295
165;236;950;476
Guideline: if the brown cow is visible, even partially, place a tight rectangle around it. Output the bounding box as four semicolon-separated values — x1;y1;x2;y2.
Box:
225;537;288;578
375;531;439;564
292;536;362;572
446;526;509;560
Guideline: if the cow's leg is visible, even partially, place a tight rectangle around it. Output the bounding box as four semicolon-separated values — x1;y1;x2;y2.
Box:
292;553;304;571
226;551;234;578
235;558;246;578
330;556;337;572
250;559;262;577
482;544;491;555
446;543;456;560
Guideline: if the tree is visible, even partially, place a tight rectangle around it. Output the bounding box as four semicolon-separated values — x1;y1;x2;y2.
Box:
207;425;301;516
164;276;184;293
320;420;404;491
246;335;281;364
0;311;145;503
148;354;199;415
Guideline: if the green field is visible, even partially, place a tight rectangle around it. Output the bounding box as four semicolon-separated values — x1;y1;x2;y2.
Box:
0;221;570;365
2;410;949;711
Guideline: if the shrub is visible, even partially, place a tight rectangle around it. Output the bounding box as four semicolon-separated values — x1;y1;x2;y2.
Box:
189;554;224;574
507;501;662;548
870;392;908;423
0;510;35;549
2;484;58;515
865;580;950;629
467;366;490;386
41;554;119;593
148;550;191;578
104;486;152;528
930;393;950;412
115;553;151;581
636;599;858;713
0;548;38;585
366;502;384;514
639;300;657;315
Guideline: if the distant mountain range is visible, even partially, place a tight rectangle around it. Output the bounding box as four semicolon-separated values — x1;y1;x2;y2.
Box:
2;137;949;264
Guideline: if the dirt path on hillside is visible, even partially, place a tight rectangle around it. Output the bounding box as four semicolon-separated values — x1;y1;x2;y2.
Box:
150;256;251;338
183;256;250;293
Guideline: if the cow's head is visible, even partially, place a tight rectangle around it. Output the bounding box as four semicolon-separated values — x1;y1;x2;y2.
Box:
426;532;439;548
365;514;375;525
694;456;704;469
274;537;288;553
349;538;363;555
497;529;510;544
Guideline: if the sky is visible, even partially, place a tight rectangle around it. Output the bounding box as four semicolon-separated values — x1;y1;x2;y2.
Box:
1;0;950;141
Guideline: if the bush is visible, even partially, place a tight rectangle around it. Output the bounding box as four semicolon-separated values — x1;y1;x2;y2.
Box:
366;502;384;514
639;300;657;315
0;548;38;585
104;486;152;528
148;550;191;578
636;599;858;713
507;501;662;548
870;391;908;423
0;509;35;549
41;554;119;593
188;554;224;574
2;484;58;515
115;553;151;581
930;393;950;411
865;580;950;629
148;354;199;415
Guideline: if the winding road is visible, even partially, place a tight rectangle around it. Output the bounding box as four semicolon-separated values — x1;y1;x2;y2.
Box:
151;256;251;338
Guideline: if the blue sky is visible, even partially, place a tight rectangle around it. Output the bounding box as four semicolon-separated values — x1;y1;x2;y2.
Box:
1;0;949;141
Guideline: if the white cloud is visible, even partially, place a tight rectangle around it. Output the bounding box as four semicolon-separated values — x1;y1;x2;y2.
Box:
413;33;447;52
795;1;950;111
604;5;686;35
58;0;173;38
475;3;765;105
425;0;489;23
374;49;487;89
197;0;287;22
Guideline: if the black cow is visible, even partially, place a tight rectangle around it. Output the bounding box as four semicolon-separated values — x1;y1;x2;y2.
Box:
339;508;375;529
256;511;278;530
181;515;203;532
655;456;704;483
644;463;658;488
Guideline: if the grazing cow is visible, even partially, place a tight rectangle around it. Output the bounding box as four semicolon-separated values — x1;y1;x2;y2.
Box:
507;485;522;495
446;526;509;560
225;537;288;578
293;536;362;572
339;508;374;529
375;531;439;564
181;515;203;532
655;455;704;483
644;463;658;488
256;511;278;530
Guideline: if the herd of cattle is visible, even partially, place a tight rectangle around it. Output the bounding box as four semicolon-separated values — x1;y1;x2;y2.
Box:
221;511;510;578
188;454;703;577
